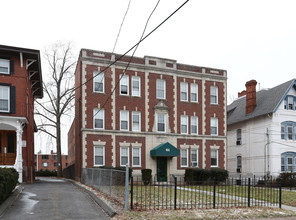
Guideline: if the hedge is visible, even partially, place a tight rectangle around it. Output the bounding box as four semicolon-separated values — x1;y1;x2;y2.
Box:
184;168;228;183
141;169;152;185
209;168;229;182
0;168;19;205
276;172;296;187
35;169;57;177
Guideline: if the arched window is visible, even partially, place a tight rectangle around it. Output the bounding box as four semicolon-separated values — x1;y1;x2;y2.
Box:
236;156;242;173
281;152;296;172
281;121;296;140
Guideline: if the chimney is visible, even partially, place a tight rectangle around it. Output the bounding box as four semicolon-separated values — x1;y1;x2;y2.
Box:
238;90;246;98
245;80;257;114
51;150;54;155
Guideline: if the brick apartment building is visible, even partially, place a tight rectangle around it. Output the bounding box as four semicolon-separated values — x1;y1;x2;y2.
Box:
35;151;68;172
68;49;227;181
0;45;43;182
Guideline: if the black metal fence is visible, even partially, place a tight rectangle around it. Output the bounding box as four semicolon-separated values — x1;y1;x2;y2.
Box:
130;176;282;210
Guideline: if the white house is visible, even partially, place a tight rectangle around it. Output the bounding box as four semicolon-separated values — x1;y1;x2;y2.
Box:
227;79;296;177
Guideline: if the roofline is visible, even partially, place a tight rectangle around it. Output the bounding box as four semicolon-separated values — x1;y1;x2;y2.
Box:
227;112;273;126
273;79;296;112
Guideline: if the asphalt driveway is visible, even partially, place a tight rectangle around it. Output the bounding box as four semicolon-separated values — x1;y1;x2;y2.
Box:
1;177;109;220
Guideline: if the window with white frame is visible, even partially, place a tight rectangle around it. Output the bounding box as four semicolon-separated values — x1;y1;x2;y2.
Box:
210;86;218;104
181;149;188;167
190;83;198;102
93;108;104;129
132;148;141;167
0;86;10;112
0;59;9;74
191;149;198;167
132;76;140;97
156;79;166;99
120;147;129;166
281;152;296;172
132;111;141;132
94;146;105;166
93;72;104;93
180;115;188;134
211;149;218;167
120;75;129;95
157;113;166;132
210;118;218;135
180;82;188;101
42;162;48;167
120;110;129;131
191;116;198;134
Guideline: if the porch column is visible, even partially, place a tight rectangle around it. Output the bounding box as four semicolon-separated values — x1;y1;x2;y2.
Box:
15;123;24;182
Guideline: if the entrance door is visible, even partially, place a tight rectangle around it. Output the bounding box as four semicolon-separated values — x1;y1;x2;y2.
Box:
157;157;167;182
0;131;16;165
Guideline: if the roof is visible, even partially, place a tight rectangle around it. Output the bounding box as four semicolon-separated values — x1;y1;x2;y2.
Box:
0;44;43;98
150;142;180;157
227;79;296;125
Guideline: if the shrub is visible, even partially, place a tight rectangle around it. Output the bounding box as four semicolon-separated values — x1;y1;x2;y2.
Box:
184;168;210;183
141;169;152;185
210;168;229;182
184;168;194;182
276;172;296;187
35;169;57;177
0;168;19;205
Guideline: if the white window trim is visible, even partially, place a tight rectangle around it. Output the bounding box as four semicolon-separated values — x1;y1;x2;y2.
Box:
180;82;188;102
132;111;141;132
131;76;141;97
94;146;105;167
210;117;218;136
0;59;10;75
93;108;104;129
190;83;198;103
210;149;219;167
93;71;105;93
42;162;49;167
181;149;188;167
210;86;218;104
120;110;129;131
191;116;198;134
156;79;166;99
120;74;129;95
132;147;141;167
180;115;188;134
120;147;129;166
157;113;166;133
191;149;199;167
0;86;10;112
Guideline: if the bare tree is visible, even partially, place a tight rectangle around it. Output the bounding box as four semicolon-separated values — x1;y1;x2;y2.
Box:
35;42;76;177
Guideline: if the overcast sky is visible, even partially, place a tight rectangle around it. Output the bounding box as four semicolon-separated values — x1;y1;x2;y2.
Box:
3;0;296;153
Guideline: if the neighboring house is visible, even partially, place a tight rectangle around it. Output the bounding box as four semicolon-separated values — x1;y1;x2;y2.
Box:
68;49;227;181
0;45;43;182
227;79;296;177
35;151;68;171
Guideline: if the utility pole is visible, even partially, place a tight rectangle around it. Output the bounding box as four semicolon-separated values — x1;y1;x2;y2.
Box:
266;128;270;178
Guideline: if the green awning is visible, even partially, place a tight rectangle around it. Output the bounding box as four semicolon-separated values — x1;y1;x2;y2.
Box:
150;142;180;157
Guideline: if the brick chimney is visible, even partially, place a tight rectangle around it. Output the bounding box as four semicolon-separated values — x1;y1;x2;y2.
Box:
245;80;257;114
238;90;246;97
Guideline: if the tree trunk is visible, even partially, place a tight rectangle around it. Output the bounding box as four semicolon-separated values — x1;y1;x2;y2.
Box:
56;117;62;177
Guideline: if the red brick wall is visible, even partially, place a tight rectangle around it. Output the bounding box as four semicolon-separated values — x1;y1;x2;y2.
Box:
35;154;69;171
204;140;225;169
68;120;75;166
177;139;203;170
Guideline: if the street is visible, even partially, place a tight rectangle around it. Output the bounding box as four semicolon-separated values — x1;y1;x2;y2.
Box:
1;177;109;220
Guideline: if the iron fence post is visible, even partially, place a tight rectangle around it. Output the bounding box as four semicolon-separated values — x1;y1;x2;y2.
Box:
174;175;177;210
213;180;216;208
248;178;251;207
130;176;133;210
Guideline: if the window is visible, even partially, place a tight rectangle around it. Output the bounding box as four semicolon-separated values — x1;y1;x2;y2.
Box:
132;148;141;167
210;86;218;104
42;155;49;159
281;121;296;140
120;110;129;131
54;162;57;167
210;118;218;135
191;149;198;167
157;113;166;132
288;125;293;140
132;76;140;97
191;116;198;134
180;82;188;101
42;162;48;167
180;115;188;134
281;152;296;172
181;149;188;167
132;111;140;132
156;79;166;99
284;96;296;110
54;155;57;160
191;83;198;102
288;96;294;110
94;146;105;166
93;72;104;93
211;149;218;167
94;108;104;129
0;59;9;74
237;156;242;173
120;147;129;166
0;86;9;112
236;129;242;145
120;75;129;95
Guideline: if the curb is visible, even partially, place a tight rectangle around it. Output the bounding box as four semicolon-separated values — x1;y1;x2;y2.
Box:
71;181;117;217
0;185;23;217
